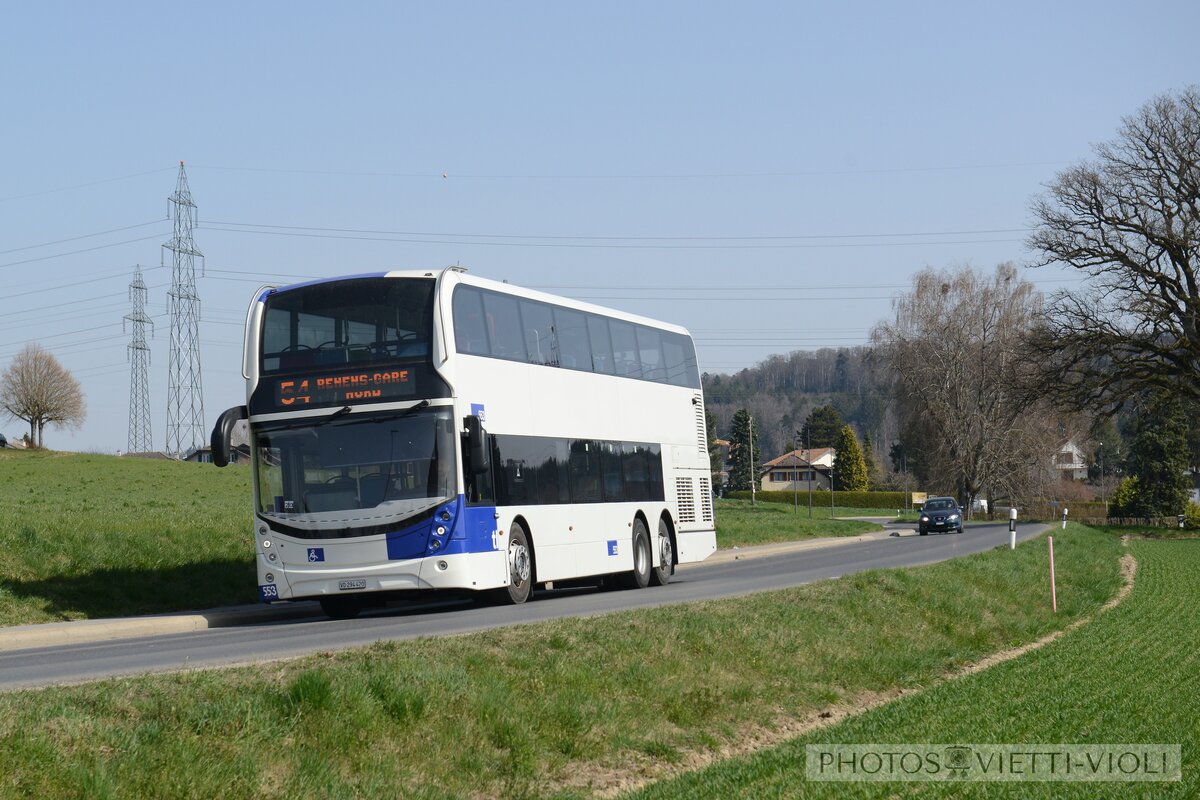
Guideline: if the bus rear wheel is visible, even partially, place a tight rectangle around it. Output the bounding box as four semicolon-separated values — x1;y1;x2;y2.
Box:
650;517;673;586
621;519;652;590
494;521;533;604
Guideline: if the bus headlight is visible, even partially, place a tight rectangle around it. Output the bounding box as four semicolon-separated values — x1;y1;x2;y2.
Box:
436;526;446;536
262;540;272;549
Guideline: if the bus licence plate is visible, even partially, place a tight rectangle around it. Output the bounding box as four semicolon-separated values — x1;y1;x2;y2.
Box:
338;579;367;591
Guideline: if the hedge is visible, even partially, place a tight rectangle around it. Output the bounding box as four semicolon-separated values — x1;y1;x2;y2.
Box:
1017;501;1109;523
725;490;908;509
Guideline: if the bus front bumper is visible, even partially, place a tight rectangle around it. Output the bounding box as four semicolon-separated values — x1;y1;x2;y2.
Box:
262;549;509;601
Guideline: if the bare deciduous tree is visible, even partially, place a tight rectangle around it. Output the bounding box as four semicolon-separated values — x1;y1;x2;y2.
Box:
1;343;87;448
871;264;1057;510
1029;86;1200;410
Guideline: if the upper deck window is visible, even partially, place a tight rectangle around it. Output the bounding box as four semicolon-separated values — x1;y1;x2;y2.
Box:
451;284;701;389
261;278;435;376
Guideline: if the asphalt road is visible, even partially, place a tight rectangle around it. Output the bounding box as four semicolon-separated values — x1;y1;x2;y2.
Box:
0;522;1045;691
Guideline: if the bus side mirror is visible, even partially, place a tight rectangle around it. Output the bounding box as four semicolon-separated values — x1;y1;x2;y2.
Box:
211;405;248;468
463;415;490;474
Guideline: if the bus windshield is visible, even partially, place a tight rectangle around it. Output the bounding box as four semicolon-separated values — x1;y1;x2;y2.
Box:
254;406;456;537
260;277;435;376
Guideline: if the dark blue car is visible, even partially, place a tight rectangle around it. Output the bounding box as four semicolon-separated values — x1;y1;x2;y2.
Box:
919;497;963;535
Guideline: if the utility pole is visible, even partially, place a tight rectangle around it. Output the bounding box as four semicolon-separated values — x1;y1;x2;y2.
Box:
164;161;205;459
749;414;756;506
830;458;835;518
806;428;813;519
124;265;153;453
787;429;796;510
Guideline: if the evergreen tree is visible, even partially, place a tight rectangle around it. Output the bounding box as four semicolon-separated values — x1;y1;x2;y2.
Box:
861;431;877;487
727;408;759;492
706;410;725;492
800;404;844;449
832;424;869;491
1125;393;1190;517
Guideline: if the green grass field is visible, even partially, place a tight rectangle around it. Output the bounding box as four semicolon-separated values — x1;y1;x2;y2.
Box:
0;449;255;625
713;499;883;547
0;451;880;626
0;525;1124;799
631;534;1198;799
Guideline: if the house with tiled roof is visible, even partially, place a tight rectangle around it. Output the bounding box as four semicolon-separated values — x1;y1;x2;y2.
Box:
759;447;835;492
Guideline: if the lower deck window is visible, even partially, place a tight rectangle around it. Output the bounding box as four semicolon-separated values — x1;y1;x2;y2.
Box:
484;434;664;506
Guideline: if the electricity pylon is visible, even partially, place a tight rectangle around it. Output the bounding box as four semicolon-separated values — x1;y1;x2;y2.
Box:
164;161;205;458
124;264;153;452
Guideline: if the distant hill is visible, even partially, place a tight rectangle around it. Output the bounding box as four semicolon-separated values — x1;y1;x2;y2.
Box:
702;346;894;464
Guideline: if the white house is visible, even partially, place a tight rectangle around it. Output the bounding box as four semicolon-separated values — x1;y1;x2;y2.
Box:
1053;440;1088;481
759;448;835;492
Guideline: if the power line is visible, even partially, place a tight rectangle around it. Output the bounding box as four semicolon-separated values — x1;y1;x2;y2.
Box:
4;266;167;301
0;233;169;271
570;295;899;301
0;167;175;204
188;160;1065;180
200;224;1024;251
0;282;172;330
0;292;129;322
0;219;168;257
202;218;1030;242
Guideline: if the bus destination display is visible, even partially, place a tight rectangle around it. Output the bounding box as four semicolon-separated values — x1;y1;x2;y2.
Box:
275;369;415;407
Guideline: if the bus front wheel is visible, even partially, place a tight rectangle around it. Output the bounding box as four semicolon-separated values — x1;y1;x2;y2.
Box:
495;521;533;604
622;520;652;590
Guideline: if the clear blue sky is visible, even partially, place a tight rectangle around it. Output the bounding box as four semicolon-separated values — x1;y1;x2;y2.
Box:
1;1;1197;452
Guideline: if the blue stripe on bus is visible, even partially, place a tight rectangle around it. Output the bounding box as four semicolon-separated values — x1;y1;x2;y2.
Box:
385;496;500;561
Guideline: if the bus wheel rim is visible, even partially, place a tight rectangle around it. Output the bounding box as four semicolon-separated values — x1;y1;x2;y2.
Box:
510;542;530;583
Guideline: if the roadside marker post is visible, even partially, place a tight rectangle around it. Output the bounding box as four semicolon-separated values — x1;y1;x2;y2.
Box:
1009;507;1017;550
1048;535;1058;613
1062;507;1069;530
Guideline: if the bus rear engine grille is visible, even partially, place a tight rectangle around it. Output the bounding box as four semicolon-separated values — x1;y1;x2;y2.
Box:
676;477;696;524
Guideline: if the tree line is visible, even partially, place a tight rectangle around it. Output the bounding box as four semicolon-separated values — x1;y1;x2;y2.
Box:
709;86;1199;519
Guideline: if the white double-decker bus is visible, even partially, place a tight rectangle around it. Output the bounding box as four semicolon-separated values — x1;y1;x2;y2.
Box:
212;267;716;618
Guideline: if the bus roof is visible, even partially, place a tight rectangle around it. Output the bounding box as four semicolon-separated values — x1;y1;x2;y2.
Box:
429;269;693;338
264;268;693;339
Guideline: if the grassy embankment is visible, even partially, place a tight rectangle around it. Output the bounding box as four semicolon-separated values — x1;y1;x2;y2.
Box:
0;524;1123;798
0;449;254;625
633;535;1199;799
0;451;881;626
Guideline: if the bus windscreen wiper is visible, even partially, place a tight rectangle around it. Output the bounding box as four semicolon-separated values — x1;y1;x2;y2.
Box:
316;406;352;426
